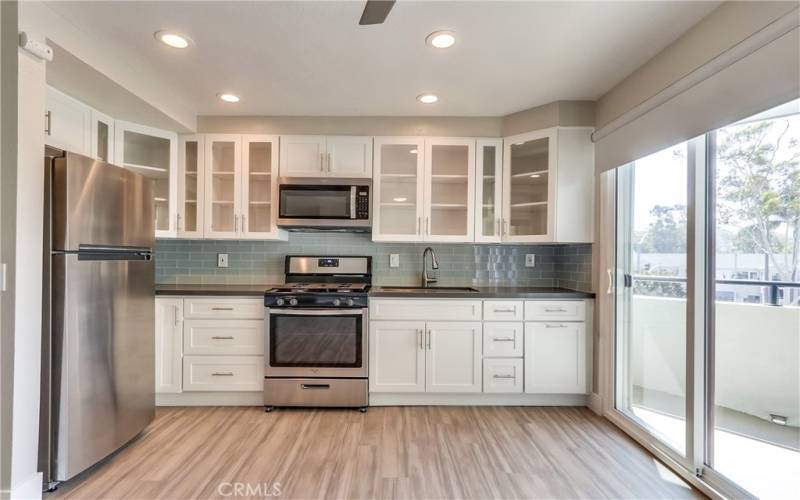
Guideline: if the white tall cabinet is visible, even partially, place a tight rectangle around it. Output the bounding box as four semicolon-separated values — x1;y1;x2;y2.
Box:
373;137;475;243
475;139;504;243
178;135;205;238
155;298;183;394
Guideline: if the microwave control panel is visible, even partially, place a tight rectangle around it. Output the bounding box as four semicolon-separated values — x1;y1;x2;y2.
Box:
355;187;369;219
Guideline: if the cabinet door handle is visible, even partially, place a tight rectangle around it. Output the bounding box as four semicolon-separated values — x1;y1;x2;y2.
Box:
241;215;246;233
176;213;182;232
211;336;234;340
211;372;234;377
425;217;430;235
234;214;239;233
426;329;431;349
417;216;421;235
495;218;500;237
607;268;614;295
544;307;567;313
492;374;515;379
45;111;51;136
492;337;515;342
493;307;516;313
417;329;423;350
327;152;332;173
173;305;179;326
545;324;568;328
320;152;324;172
211;307;234;311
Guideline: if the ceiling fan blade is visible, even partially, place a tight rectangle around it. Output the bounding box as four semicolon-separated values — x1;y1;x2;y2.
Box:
359;0;395;25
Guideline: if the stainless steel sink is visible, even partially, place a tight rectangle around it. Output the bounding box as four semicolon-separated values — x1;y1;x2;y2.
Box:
378;286;479;293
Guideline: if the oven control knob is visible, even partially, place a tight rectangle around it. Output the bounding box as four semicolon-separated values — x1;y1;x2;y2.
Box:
346;298;355;307
333;298;341;306
289;298;298;306
276;298;284;306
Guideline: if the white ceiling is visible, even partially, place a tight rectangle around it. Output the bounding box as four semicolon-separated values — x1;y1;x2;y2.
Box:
45;1;720;117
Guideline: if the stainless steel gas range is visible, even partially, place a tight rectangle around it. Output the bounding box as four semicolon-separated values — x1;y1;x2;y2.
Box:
263;256;371;412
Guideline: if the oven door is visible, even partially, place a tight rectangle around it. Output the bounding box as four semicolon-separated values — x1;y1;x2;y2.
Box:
265;308;368;378
277;184;370;228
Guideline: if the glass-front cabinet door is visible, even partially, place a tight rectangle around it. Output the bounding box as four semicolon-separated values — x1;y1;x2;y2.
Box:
475;139;503;242
204;134;241;239
90;109;114;163
241;135;281;239
502;128;555;242
178;135;204;238
114;120;178;238
424;138;475;242
373;137;425;242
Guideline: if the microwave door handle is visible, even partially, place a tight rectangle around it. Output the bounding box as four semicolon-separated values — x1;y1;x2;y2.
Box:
350;186;357;219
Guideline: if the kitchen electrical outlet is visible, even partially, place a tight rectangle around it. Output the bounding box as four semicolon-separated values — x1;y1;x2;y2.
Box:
217;253;229;268
525;254;536;267
389;254;400;268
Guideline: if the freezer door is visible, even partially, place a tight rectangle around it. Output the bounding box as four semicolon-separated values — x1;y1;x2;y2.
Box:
52;152;154;251
51;253;154;481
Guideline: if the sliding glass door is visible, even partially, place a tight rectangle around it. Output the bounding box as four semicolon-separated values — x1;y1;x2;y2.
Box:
612;99;800;499
616;142;691;458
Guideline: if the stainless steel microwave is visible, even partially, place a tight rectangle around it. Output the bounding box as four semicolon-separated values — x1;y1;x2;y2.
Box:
277;178;371;230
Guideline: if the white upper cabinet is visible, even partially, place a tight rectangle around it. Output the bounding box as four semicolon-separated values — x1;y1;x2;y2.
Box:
326;136;373;177
279;135;372;178
501;127;594;243
475;139;503;243
45;87;91;156
373;137;426;242
178;135;205;238
373;137;475;243
424;138;475;242
90;109;114;162
114;120;178;238
201;134;285;240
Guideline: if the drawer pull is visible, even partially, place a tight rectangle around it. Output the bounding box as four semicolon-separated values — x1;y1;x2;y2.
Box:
211;307;234;311
301;384;330;390
211;372;234;376
493;307;517;313
492;337;516;342
545;324;568;328
211;336;234;340
492;374;515;379
544;307;567;312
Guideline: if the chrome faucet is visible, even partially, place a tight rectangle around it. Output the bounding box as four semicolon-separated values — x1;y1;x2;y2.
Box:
421;247;439;287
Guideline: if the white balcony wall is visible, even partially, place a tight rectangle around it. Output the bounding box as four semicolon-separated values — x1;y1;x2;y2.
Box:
630;296;800;423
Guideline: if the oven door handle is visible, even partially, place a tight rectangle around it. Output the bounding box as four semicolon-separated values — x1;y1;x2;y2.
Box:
267;308;367;316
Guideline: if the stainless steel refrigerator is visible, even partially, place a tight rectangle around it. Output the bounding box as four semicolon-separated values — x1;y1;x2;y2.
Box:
39;149;155;488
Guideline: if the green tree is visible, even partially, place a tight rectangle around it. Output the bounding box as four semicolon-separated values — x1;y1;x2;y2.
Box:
716;118;800;283
635;204;687;254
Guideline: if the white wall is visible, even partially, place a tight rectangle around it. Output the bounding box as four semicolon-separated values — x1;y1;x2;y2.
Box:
8;42;46;500
630;296;800;424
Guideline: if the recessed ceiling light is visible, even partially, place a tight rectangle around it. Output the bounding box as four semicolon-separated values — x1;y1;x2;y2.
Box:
217;92;240;103
154;31;191;49
426;30;456;49
417;93;438;104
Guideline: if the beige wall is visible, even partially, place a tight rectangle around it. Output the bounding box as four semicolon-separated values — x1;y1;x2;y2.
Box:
198;100;595;136
595;1;799;129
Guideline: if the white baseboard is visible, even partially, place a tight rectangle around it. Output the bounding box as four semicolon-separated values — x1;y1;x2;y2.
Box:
156;391;263;406
588;392;603;415
10;472;43;500
369;393;588;406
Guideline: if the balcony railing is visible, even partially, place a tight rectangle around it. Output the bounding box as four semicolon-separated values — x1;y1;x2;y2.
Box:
629;275;800;306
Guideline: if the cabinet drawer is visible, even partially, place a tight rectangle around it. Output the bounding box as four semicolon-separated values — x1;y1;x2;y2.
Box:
370;299;481;321
183;356;263;391
483;300;523;321
183;298;265;320
483;358;523;393
525;300;585;321
482;322;523;357
183;320;264;355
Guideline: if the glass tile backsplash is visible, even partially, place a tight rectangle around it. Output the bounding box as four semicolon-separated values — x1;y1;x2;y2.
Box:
155;233;592;292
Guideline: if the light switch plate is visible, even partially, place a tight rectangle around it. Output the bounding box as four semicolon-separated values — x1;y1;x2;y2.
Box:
217;253;229;268
389;254;400;268
525;254;535;267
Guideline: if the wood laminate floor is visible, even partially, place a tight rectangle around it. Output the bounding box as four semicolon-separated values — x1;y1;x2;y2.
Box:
51;406;702;500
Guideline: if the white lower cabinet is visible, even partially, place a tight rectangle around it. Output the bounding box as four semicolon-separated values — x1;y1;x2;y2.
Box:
183;355;263;391
483;358;524;393
426;322;482;393
155;296;265;397
369;321;426;392
524;321;587;394
155;298;183;394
